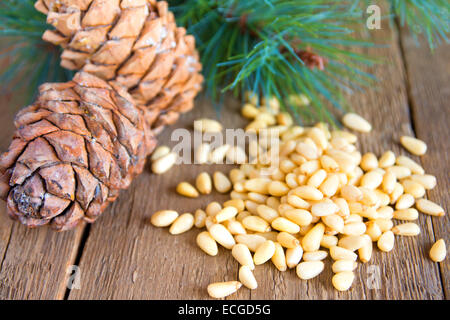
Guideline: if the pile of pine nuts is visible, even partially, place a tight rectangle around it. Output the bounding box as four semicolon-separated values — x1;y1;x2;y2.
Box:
150;94;446;298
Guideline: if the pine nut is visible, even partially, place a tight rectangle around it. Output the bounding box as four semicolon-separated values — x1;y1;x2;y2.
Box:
277;112;293;126
272;242;288;271
379;151;396;168
320;155;340;172
404;177;430;199
330;246;358;261
331;130;357;144
209;145;230;163
256;112;276;126
342;113;372;132
213;171;232;193
359;187;379;207
242;215;271;233
235;234;266;252
245;200;259;214
374;218;394;232
410;174;436;190
293;186;323;200
382;171;396;194
256;205;279;223
206;202;222;216
360;153;378;171
286;245;303;268
151;152;177;174
197;231;218;256
226;146;247;164
169;213;194;235
151;145;170;161
307;169;327;188
271;217;301;234
416;198;445;216
236;211;252;222
393;208;419;221
360;171;383;189
400;136;427;155
296;142;319;160
388;166;411;179
365;221;382;241
209;224;236;249
176;182;199;198
256;231;279;242
358;235;373;263
214;206;238;223
319;174;340;197
322;214;345;233
194;118;223;133
285;173;299;188
332;271;355;291
390;182;404;204
296;261;325;280
287;195;311;209
395;194;415;210
229;169;245;184
232;244;255;269
301;223;325;252
334;198;350;218
341;185;363;202
332;260;357;273
277;232;300;249
195;143;211;164
311;201;339;217
242;103;259;119
377;231;395;252
244;178;271;194
429;239;446;262
342;222;366;236
254;240;276;265
266;197;281;210
194;209;207;228
338;235;366;251
375;190;391;207
207;281;242;299
204;216;214;230
224;199;245;212
303;250;328;261
268;181;290;196
196;172;212;195
392;223;420;236
227;220;247;235
284;209;313;226
151;210;179;227
239;266;258;289
396;156;424;175
248;192;268;204
320;235;339;249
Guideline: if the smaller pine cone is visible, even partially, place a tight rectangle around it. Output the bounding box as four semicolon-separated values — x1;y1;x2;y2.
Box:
0;72;157;230
35;0;203;133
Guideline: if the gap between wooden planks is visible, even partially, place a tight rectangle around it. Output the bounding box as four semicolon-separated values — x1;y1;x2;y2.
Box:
0;13;448;300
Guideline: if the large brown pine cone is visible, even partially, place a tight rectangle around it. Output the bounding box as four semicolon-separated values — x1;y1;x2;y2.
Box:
35;0;203;133
0;72;157;230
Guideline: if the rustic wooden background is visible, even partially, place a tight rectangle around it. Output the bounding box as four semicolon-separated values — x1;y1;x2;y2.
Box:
0;13;448;300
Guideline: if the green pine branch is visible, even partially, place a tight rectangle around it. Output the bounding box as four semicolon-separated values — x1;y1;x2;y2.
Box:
0;0;72;103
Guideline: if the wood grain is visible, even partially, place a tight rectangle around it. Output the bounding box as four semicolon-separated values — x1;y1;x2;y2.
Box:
398;27;450;298
0;4;448;300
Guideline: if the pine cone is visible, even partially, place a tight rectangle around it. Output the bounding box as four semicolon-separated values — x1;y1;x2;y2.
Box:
35;0;203;133
0;72;157;231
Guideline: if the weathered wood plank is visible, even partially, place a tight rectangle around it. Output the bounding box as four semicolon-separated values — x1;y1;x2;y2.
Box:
67;7;446;299
68;96;250;299
398;29;450;298
0;96;85;300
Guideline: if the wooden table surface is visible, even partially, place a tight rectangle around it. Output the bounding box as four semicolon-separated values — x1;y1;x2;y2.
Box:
0;15;448;300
